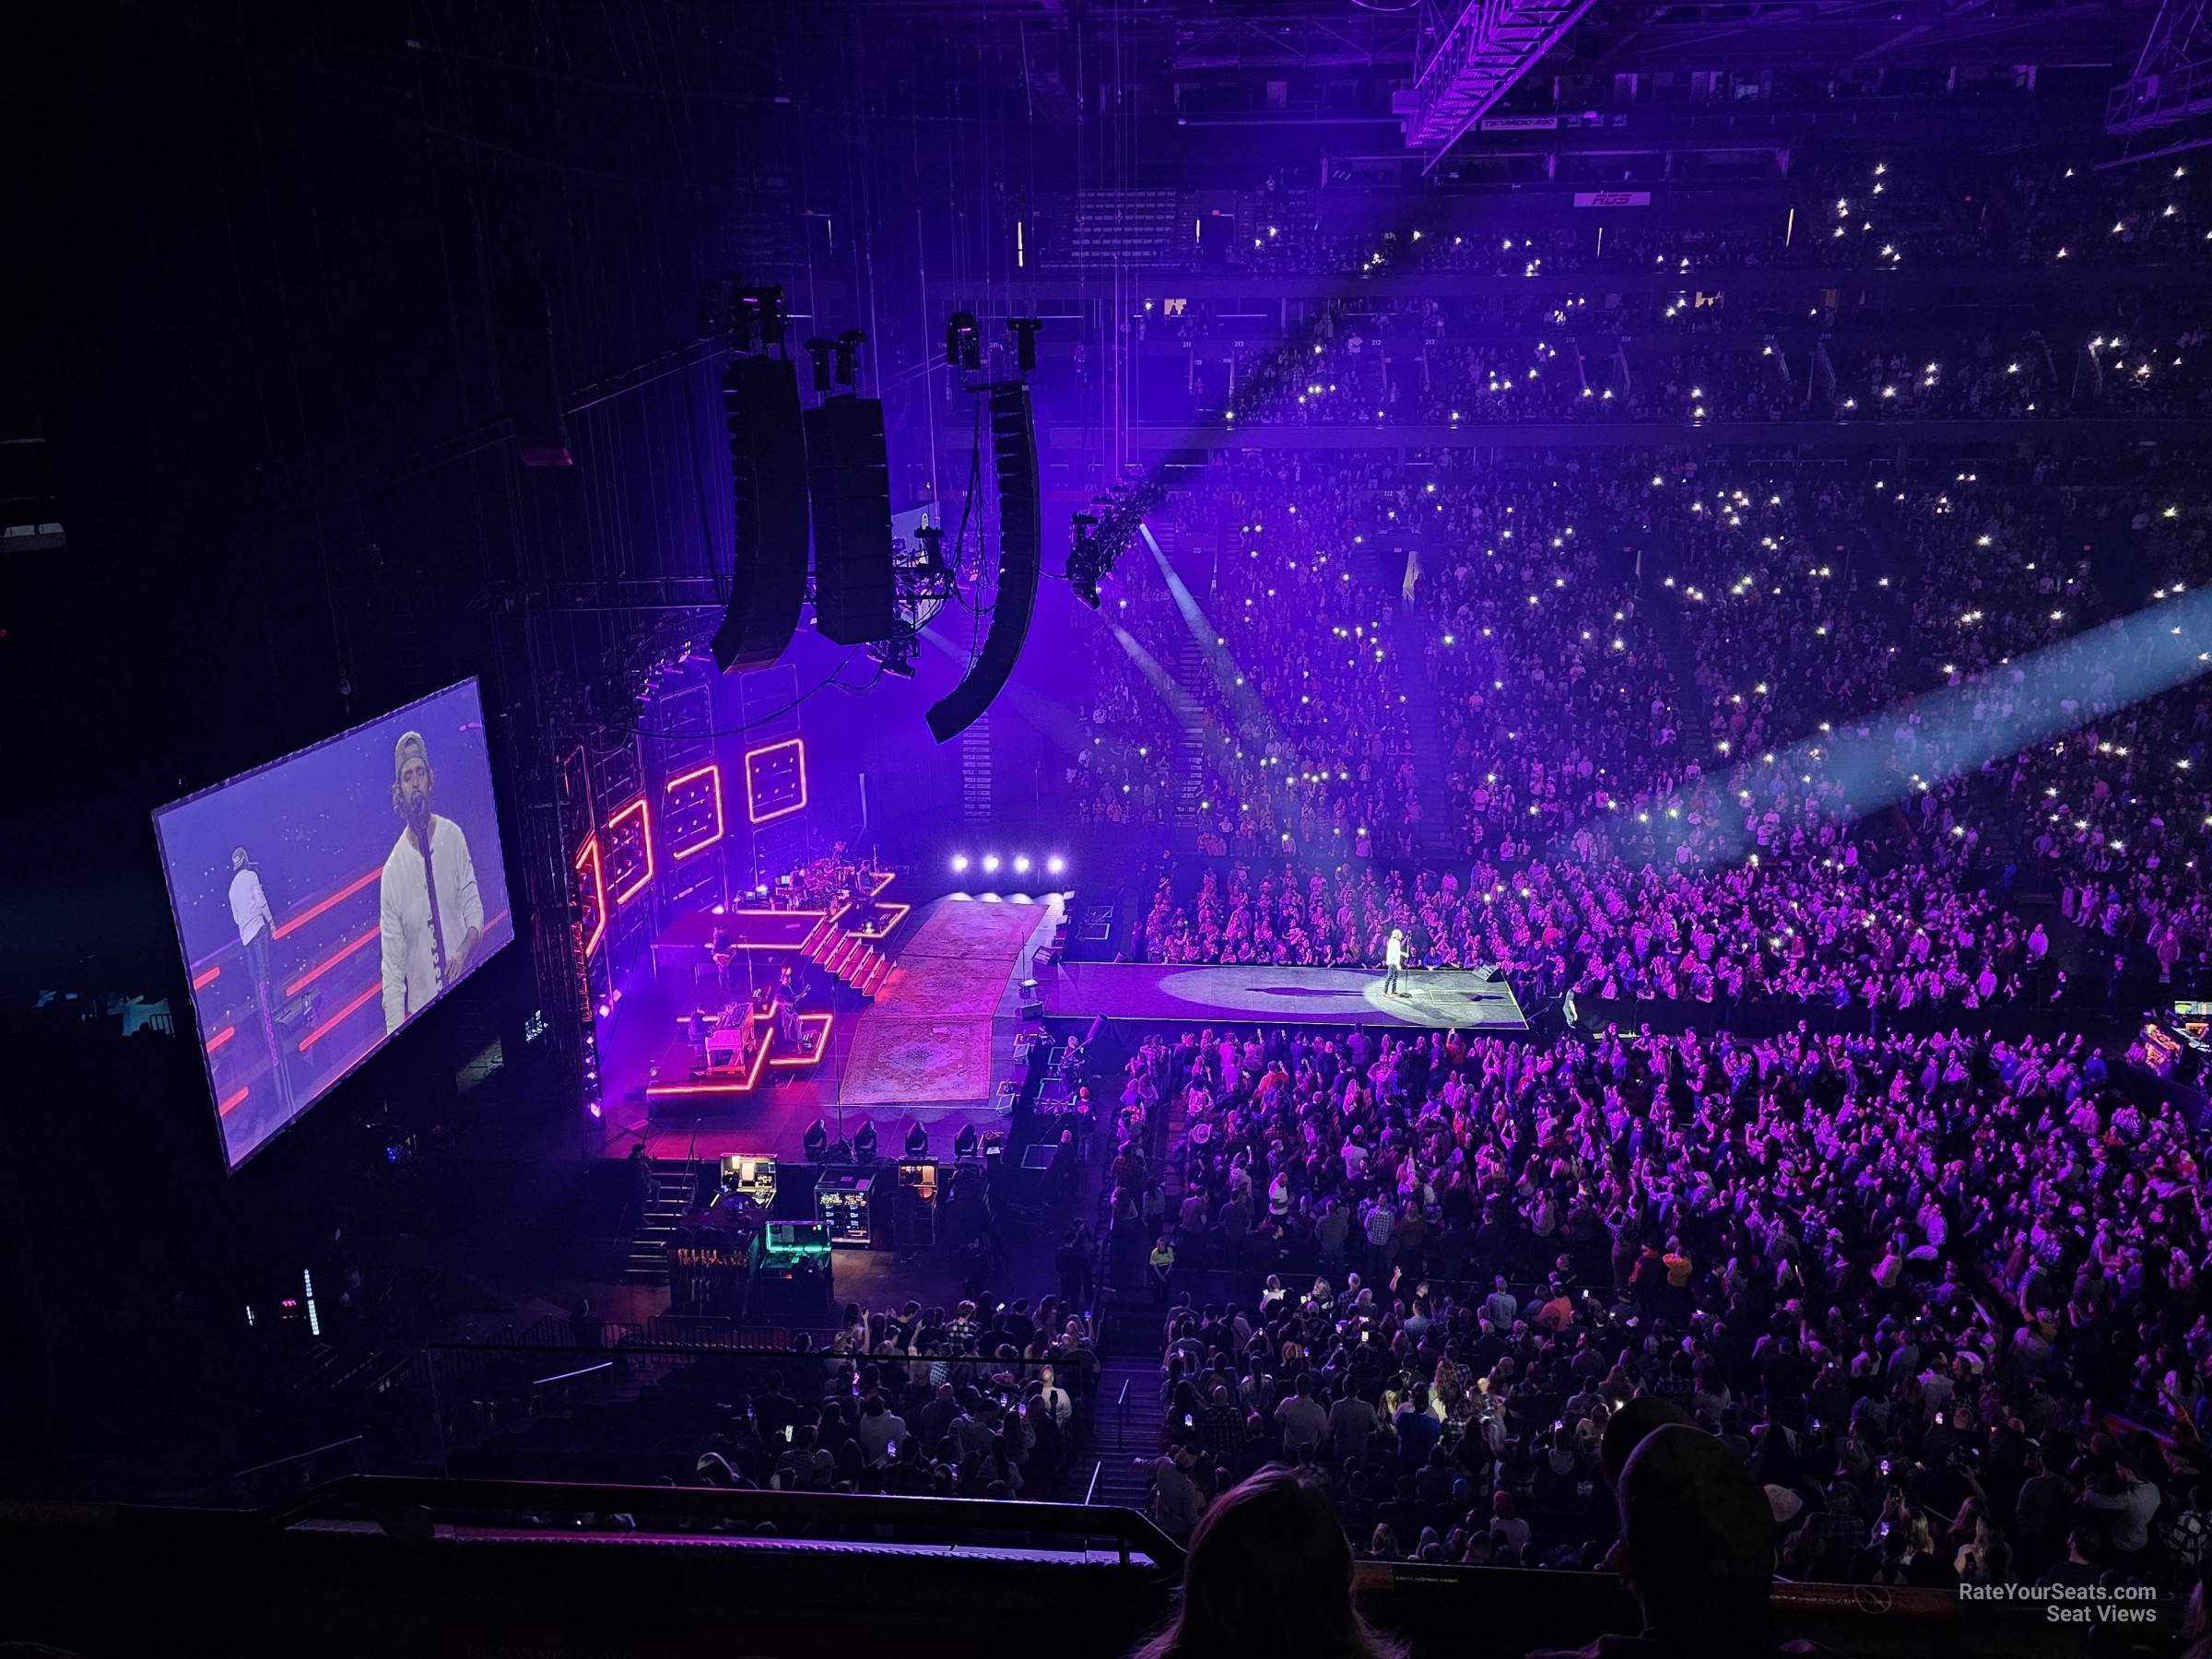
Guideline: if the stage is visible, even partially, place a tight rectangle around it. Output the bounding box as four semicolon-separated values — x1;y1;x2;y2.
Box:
601;890;1066;1165
1040;961;1529;1030
598;891;1519;1169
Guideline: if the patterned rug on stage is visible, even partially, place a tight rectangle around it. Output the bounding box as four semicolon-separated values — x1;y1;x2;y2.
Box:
839;1016;996;1106
841;900;1046;1105
898;900;1050;968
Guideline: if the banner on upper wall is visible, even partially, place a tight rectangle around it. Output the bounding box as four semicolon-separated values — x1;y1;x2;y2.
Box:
1573;191;1653;208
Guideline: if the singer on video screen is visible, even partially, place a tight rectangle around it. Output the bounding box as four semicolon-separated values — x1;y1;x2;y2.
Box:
380;729;485;1034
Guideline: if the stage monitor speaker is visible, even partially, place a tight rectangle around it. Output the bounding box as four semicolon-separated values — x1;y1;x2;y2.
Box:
926;383;1040;742
1018;999;1043;1023
803;396;897;644
712;355;810;673
497;276;572;467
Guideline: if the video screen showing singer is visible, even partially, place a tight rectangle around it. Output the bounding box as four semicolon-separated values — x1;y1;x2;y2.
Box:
379;729;485;1034
157;678;512;1171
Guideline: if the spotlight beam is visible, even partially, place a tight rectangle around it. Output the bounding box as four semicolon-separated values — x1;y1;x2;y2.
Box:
1146;526;1292;760
924;617;1161;786
1595;593;2212;878
1132;530;1319;838
1106;618;1316;841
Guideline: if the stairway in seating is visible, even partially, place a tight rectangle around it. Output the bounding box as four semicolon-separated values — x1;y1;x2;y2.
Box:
1090;1347;1167;1512
1171;633;1210;827
622;1159;700;1285
1391;606;1461;860
1640;555;1704;779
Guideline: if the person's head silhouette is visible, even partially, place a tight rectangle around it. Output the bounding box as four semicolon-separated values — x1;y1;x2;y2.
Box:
1616;1425;1777;1648
1134;1467;1403;1659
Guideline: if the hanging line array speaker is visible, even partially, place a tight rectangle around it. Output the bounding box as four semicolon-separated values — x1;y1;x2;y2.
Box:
712;354;810;673
803;395;897;645
927;382;1040;743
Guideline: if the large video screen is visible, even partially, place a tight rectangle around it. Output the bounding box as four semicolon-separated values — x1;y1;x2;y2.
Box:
155;680;513;1169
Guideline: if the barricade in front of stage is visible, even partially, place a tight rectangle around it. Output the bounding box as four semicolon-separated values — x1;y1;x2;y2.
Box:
0;1475;2110;1659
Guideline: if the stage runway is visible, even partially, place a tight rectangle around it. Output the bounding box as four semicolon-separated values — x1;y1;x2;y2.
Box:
839;894;1063;1110
1041;961;1528;1030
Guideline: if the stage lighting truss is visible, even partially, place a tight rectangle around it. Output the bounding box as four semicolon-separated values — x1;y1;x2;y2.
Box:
1067;478;1164;608
869;520;956;678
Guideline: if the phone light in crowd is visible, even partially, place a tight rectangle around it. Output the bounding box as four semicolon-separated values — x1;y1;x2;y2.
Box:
950;853;970;874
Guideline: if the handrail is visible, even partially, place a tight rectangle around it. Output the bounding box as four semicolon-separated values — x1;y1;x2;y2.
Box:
528;1360;614;1389
252;1475;1183;1568
683;1112;703;1198
1085;1459;1103;1507
430;1338;1078;1367
227;1435;365;1484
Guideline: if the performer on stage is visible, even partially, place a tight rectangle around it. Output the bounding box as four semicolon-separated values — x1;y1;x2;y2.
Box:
379;729;485;1034
1382;926;1406;995
228;846;289;1105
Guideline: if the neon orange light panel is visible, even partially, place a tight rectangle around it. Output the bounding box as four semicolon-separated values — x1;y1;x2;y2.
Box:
574;835;606;959
845;901;911;939
665;761;725;861
646;1014;773;1097
769;1012;834;1067
743;737;807;824
606;795;654;904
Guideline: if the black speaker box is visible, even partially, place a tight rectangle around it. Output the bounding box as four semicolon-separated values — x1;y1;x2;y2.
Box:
712;355;810;672
926;383;1041;741
804;396;896;644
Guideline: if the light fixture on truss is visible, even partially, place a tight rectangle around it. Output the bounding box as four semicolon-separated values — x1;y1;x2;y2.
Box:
869;520;955;678
1068;478;1165;607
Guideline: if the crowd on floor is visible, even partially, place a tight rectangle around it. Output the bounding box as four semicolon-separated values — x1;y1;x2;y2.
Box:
1102;1019;2211;1594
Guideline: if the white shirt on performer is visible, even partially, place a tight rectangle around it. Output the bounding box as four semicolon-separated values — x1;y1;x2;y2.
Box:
229;868;275;947
1385;934;1405;969
379;815;483;1033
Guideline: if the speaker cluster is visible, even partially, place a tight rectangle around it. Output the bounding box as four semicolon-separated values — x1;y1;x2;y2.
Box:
700;284;1043;742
